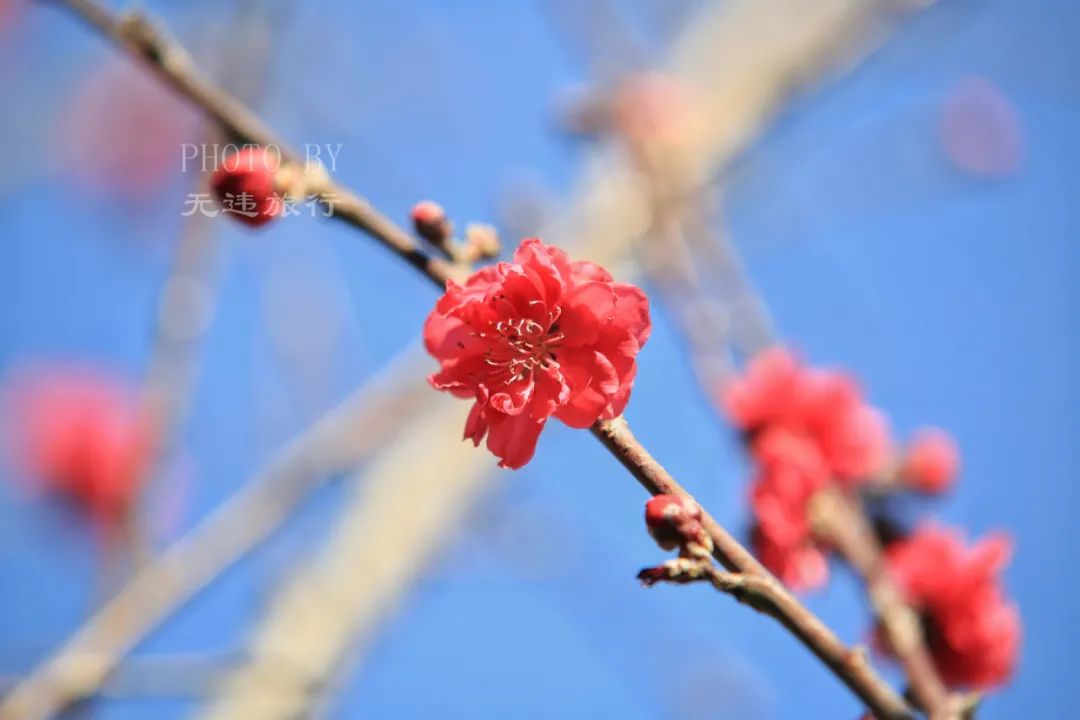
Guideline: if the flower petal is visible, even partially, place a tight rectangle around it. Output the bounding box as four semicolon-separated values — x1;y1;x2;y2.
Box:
463;403;487;446
486;413;546;469
489;377;535;416
560;282;616;347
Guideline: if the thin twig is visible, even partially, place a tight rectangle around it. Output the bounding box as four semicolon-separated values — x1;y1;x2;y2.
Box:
639;554;781;615
51;0;457;289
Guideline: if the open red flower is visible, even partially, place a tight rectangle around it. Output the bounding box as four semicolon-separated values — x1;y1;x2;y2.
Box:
723;346;803;430
8;366;148;524
724;347;891;484
424;238;650;468
884;525;1021;689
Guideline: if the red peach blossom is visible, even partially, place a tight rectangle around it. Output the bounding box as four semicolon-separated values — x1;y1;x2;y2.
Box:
8;367;148;523
885;525;1020;689
794;370;891;483
900;428;959;494
754;533;829;592
748;428;831;590
724;348;891;483
722;346;803;430
424;238;650;469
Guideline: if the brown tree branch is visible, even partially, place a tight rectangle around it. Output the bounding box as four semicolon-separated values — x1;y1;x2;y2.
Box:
640;187;956;720
51;0;457;289
592;418;913;720
812;490;954;718
25;1;919;719
606;46;955;713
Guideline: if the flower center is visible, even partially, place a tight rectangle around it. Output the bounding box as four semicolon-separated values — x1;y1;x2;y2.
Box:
482;307;564;384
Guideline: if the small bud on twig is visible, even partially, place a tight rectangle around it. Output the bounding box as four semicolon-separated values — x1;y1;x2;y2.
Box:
410;200;453;250
210;146;285;228
644;494;710;553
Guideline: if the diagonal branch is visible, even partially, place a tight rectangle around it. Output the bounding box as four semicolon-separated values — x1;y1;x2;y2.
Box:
592;418;912;720
196;396;493;720
50;0;456;288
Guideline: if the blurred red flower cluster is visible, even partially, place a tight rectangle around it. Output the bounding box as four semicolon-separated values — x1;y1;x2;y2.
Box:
724;347;1018;689
724;347;892;589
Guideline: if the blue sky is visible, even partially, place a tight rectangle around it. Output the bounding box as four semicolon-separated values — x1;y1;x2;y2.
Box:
0;0;1076;717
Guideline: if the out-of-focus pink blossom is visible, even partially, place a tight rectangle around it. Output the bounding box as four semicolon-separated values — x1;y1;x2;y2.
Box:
885;525;1021;689
7;366;148;524
724;347;892;483
611;72;696;150
900;427;960;494
748;427;831;590
60;59;199;200
939;76;1024;179
210;146;284;228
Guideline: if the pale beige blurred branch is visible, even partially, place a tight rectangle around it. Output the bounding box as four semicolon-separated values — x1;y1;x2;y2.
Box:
197;396;493;719
0;354;434;720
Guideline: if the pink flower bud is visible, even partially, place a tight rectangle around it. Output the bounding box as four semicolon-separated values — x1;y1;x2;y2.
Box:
645;494;705;551
210;146;283;228
900;428;959;494
410;200;452;247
